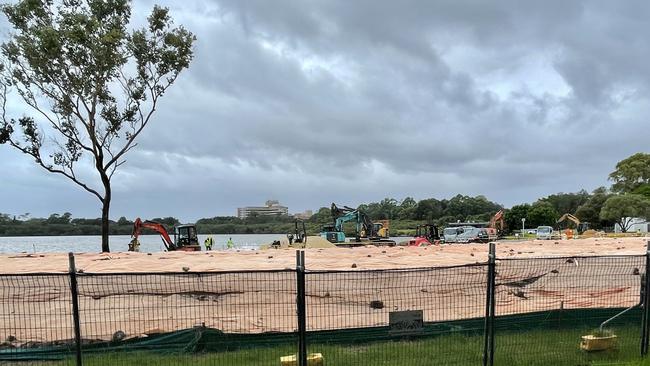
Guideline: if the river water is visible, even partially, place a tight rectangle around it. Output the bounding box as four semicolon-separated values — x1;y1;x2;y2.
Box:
0;234;411;253
0;234;286;253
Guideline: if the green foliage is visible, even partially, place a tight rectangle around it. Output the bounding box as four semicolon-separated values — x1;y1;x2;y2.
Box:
0;212;134;235
0;213;11;223
0;193;504;237
575;188;614;230
0;0;195;251
538;191;590;216
633;184;650;200
398;197;417;219
414;198;445;221
609;153;650;193
504;204;530;233
309;207;332;224
600;194;650;232
46;212;72;224
150;216;181;227
527;201;559;228
445;194;502;219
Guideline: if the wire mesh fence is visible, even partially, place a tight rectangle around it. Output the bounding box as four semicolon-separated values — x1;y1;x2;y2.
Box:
0;274;75;365
493;255;646;366
77;270;298;366
305;265;487;365
1;251;650;366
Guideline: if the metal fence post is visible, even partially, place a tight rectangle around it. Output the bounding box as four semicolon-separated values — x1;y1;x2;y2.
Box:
68;253;83;366
489;242;496;366
642;242;650;356
483;243;496;366
296;250;307;366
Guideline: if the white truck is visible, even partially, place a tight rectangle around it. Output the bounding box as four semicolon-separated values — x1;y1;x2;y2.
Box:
536;226;554;240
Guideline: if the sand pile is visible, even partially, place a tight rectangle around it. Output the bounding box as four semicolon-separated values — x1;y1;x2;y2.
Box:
259;235;335;250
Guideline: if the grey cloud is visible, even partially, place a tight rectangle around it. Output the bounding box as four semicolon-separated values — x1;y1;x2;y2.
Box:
1;0;649;220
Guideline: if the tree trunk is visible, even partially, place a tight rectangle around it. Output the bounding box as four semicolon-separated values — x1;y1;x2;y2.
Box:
619;219;628;233
100;169;112;252
101;195;111;252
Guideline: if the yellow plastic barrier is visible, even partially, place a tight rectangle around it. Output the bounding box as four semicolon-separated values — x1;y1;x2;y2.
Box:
280;353;323;366
580;334;618;351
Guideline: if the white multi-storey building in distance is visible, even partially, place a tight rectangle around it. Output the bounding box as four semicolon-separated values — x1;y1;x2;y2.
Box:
237;200;289;219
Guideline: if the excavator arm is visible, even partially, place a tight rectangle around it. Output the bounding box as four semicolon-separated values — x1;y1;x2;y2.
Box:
331;203;376;239
489;210;505;230
557;213;580;226
132;218;175;251
557;213;590;234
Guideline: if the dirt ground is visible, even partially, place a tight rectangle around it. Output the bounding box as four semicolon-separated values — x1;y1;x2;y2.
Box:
1;237;648;344
1;236;648;273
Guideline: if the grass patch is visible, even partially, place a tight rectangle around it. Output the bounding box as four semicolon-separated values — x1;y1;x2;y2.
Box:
25;325;650;365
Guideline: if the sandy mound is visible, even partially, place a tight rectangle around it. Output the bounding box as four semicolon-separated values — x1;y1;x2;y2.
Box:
259;235;335;250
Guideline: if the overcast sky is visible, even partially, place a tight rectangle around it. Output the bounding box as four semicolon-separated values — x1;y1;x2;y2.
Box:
1;0;649;221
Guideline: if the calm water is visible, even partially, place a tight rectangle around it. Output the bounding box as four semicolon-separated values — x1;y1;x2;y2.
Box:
0;234;411;253
0;234;286;253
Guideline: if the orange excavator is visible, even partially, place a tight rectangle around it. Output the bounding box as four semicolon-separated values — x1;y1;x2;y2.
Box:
487;210;505;239
129;218;201;252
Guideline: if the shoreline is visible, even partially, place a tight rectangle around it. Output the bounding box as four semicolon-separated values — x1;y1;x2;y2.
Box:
1;236;647;274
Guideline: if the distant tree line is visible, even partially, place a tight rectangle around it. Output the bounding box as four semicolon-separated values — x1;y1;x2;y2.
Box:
2;153;650;236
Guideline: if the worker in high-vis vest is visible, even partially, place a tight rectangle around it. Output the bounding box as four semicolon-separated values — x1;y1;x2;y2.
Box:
204;236;214;251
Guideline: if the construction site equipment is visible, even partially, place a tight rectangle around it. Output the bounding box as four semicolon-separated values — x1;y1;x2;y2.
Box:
557;213;590;235
373;220;390;238
457;227;491;243
129;218;201;251
487;210;505;238
288;219;307;245
536;226;554;240
320;203;396;246
408;224;440;246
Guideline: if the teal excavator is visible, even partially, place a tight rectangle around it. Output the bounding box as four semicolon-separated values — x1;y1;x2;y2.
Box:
320;203;395;246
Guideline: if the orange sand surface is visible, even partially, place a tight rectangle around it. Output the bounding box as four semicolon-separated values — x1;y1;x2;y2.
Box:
1;237;647;344
1;236;648;273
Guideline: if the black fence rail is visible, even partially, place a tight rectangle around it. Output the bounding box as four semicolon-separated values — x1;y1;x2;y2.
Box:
0;246;650;365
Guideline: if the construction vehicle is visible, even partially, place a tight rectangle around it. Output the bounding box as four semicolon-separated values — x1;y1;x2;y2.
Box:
408;224;440;246
129;218;201;252
372;220;390;239
287;219;307;246
556;213;590;237
536;226;555;240
487;210;505;239
320;203;396;246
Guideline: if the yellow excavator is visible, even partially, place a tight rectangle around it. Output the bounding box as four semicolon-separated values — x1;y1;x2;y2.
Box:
372;220;390;239
556;213;590;238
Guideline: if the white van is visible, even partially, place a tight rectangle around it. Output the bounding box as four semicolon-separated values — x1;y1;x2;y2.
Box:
536;226;554;240
442;227;465;243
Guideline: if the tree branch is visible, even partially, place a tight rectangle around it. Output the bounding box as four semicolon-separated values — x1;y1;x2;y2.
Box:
5;137;103;202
